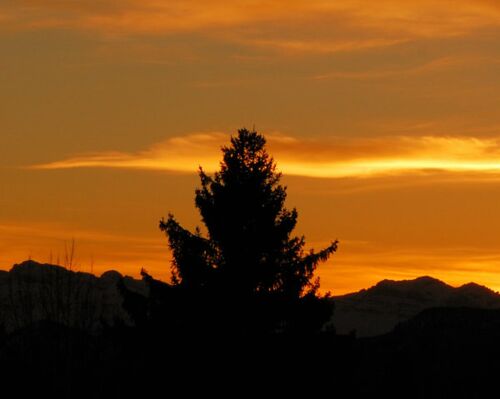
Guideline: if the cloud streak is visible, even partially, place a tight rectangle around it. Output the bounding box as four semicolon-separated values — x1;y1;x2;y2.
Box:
243;37;409;55
312;55;497;80
30;132;500;179
2;1;500;56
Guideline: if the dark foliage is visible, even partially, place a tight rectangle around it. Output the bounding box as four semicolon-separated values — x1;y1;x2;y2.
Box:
157;128;338;333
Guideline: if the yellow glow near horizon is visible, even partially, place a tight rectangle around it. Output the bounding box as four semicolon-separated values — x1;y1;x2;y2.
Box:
5;220;500;295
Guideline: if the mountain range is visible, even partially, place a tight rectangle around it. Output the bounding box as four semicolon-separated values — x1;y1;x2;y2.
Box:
332;276;500;336
3;260;500;338
0;260;147;333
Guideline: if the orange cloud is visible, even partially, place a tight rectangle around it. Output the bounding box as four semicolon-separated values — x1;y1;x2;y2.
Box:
30;132;500;179
244;37;408;55
31;133;226;173
2;1;500;54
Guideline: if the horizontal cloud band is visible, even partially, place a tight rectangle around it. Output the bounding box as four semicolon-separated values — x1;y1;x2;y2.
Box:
30;133;500;179
2;1;500;58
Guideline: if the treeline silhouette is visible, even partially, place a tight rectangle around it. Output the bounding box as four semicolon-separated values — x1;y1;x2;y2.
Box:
2;129;500;397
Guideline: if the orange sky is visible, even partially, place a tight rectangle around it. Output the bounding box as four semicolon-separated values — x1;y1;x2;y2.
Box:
2;0;500;294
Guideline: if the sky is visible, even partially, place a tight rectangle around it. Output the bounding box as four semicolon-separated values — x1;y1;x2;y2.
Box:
2;0;500;294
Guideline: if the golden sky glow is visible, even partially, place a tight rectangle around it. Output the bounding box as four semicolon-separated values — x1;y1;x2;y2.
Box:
2;0;500;294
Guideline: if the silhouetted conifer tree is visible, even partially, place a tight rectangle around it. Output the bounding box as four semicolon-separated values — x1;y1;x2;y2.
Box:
160;128;338;333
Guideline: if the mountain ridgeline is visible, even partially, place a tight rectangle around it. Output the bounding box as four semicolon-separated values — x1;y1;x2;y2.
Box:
3;260;500;338
0;260;147;334
333;275;500;336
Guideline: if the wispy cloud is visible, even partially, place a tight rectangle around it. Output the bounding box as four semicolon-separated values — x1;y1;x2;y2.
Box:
312;56;473;80
242;38;408;55
30;132;500;179
313;55;500;80
2;1;500;55
31;133;226;173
